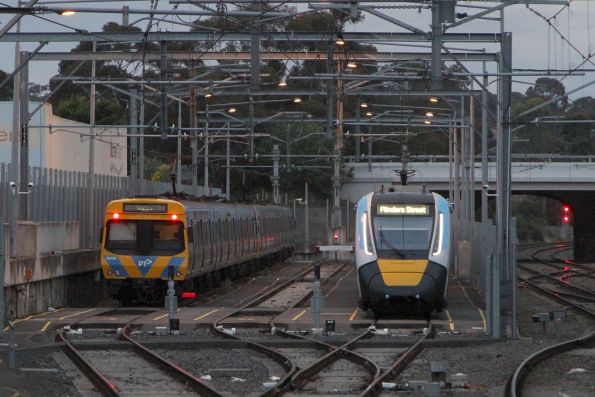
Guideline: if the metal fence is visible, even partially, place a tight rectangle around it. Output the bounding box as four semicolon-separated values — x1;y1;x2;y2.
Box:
0;162;218;250
293;198;356;251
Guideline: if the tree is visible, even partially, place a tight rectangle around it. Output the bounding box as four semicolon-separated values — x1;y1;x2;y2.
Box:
0;69;13;100
526;77;568;112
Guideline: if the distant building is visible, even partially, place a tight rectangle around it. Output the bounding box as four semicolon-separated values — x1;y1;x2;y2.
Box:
0;102;127;177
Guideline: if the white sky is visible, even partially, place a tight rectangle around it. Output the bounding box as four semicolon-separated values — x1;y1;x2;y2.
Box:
0;1;593;100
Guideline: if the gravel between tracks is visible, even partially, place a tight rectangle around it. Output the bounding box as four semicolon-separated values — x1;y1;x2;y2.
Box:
3;254;595;396
155;347;287;396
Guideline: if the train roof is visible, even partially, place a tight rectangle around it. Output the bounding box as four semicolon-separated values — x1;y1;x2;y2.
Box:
107;197;289;210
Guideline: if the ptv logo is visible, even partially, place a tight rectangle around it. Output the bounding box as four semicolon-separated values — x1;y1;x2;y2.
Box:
137;258;153;268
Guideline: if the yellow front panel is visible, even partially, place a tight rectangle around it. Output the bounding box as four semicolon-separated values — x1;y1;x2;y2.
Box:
377;259;429;286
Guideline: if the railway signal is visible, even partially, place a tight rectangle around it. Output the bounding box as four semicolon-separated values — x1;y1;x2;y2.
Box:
562;205;571;223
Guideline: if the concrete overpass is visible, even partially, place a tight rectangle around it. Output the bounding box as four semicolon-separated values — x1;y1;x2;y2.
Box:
341;157;595;262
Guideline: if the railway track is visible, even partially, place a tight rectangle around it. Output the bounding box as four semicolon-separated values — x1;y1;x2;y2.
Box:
58;308;221;397
508;243;595;397
57;261;436;396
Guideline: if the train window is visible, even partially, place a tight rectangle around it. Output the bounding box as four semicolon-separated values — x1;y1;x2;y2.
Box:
152;221;184;252
372;215;433;258
107;221;137;250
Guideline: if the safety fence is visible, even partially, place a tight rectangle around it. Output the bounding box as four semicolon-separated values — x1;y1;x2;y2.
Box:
292;198;356;252
0;162;219;250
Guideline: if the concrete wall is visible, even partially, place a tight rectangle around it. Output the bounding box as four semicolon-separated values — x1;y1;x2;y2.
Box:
37;222;80;254
2;222;102;320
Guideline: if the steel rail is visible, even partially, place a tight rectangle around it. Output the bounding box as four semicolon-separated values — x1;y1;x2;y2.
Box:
121;326;224;397
358;325;433;397
59;308;222;396
508;331;595;397
57;308;150;397
58;330;122;397
261;264;381;395
210;264;317;396
526;245;595;291
283;323;381;394
518;262;595;298
508;243;595;397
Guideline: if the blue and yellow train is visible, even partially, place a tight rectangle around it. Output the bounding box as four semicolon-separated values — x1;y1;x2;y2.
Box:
101;197;294;304
354;191;451;316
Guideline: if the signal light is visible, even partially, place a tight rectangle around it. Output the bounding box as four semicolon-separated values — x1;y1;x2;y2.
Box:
181;292;196;299
333;231;339;242
113;213;119;219
562;205;571;223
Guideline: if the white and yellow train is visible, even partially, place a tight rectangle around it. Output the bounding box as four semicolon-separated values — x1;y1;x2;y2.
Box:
354;191;451;316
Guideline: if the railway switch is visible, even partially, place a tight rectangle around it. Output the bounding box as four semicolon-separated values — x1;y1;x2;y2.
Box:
532;312;551;330
430;361;447;384
550;308;566;321
325;319;336;335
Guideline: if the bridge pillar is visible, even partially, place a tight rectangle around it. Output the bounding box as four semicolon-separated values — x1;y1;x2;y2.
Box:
572;193;595;263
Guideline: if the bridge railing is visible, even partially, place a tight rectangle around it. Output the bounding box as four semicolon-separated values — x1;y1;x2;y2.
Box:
0;162;218;250
345;154;595;163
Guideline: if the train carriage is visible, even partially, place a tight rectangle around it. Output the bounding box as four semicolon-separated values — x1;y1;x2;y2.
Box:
354;191;451;316
101;197;294;304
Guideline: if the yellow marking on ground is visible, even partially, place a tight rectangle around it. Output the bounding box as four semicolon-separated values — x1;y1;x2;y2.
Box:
58;308;95;321
40;321;52;332
324;267;353;298
292;309;308;321
445;309;455;332
478;308;487;332
153;313;169;321
3;309;62;332
3;315;33;331
36;308;64;317
194;308;219;321
349;308;359;321
460;283;487;332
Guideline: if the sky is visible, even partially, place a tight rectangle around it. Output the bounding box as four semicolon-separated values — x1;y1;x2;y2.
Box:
0;1;593;101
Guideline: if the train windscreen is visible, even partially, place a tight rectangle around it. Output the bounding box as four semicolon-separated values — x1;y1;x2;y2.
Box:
372;215;433;259
106;220;184;255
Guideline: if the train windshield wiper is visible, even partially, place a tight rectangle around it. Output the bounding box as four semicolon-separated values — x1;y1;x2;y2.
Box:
379;229;405;258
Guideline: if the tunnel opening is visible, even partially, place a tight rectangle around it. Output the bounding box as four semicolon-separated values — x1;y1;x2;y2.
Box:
511;195;572;244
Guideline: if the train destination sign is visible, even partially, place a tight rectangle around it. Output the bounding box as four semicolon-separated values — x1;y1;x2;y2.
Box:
123;203;168;213
377;204;429;216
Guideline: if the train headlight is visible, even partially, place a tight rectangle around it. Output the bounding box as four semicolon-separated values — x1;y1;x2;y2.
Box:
114;270;121;276
362;212;374;255
175;271;182;277
432;213;444;256
107;270;114;276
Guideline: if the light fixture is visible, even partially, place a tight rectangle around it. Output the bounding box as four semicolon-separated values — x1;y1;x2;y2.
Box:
425;111;434;117
365;111;373;117
204;92;212;98
429;97;439;103
228;107;237;113
360;102;368;108
346;61;357;69
335;34;345;46
424;120;432;125
60;10;76;16
293;97;302;103
278;79;287;87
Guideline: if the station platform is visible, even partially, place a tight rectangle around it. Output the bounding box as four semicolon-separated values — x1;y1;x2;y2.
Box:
3;266;486;336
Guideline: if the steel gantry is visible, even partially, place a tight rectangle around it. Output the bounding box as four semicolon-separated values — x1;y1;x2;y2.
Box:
1;0;579;338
